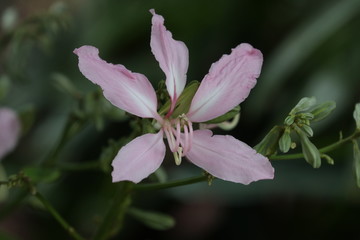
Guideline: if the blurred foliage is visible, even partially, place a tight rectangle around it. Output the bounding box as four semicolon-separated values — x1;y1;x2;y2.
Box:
0;0;360;239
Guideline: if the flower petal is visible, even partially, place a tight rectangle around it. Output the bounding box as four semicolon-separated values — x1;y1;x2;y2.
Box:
150;9;189;106
74;45;160;120
112;131;166;183
0;108;21;160
186;130;274;184
188;43;263;122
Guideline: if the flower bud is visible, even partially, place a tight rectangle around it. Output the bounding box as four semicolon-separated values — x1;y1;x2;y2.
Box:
310;101;336;122
353;103;360;130
301;124;314;137
254;126;283;156
297;128;321;168
353;140;360;188
290;97;316;115
279;128;291;153
284;115;294;126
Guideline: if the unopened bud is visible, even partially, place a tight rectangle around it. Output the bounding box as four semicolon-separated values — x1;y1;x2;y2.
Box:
353;103;360;130
254;126;283;156
290;97;316;115
310;101;336;122
279;128;291;153
297;128;321;168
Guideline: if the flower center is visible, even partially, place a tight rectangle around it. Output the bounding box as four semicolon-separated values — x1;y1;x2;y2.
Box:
162;114;193;165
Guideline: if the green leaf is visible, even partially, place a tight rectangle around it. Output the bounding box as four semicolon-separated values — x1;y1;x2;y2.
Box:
296;128;321;168
52;72;81;99
23;167;61;183
353;140;360;188
353;103;360;130
18;105;36;135
254;126;283;156
204;105;240;124
310;101;336;122
128;208;175;230
0;74;10;100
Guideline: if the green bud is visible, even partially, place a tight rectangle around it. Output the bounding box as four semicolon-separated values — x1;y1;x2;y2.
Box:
300;112;314;120
128;208;175;230
353;140;360;188
254;126;283;156
290;97;317;115
279;128;291;153
301;124;313;137
205;105;240;124
297;128;321;168
310;101;336;122
158;80;200;117
353;103;360;130
284;115;295;125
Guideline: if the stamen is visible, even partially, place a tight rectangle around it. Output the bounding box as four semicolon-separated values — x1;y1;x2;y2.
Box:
174;147;183;165
175;119;181;150
183;124;189;155
164;126;176;152
188;120;193;152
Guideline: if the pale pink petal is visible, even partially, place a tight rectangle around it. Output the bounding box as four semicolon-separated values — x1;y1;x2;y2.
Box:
188;43;263;122
0;108;21;160
111;131;166;183
186;130;274;184
74;45;161;120
150;9;189;106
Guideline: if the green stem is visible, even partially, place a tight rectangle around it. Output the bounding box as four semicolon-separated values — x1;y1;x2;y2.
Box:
0;190;28;220
35;192;86;240
43;115;86;166
134;175;208;191
270;131;360;160
93;182;133;240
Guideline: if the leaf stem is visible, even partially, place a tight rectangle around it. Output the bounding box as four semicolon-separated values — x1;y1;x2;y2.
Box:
35;192;86;240
270;130;360;160
93;182;133;240
134;175;208;191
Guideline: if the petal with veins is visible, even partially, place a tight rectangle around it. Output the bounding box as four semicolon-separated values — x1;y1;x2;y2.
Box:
0;108;21;160
186;130;274;184
111;131;166;183
150;9;189;105
188;43;263;122
74;46;161;120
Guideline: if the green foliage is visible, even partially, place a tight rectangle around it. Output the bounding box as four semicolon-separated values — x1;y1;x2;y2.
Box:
23;167;61;183
128;208;175;231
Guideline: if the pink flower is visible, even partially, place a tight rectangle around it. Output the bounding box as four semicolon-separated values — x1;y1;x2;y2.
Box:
74;9;274;184
0;108;21;160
